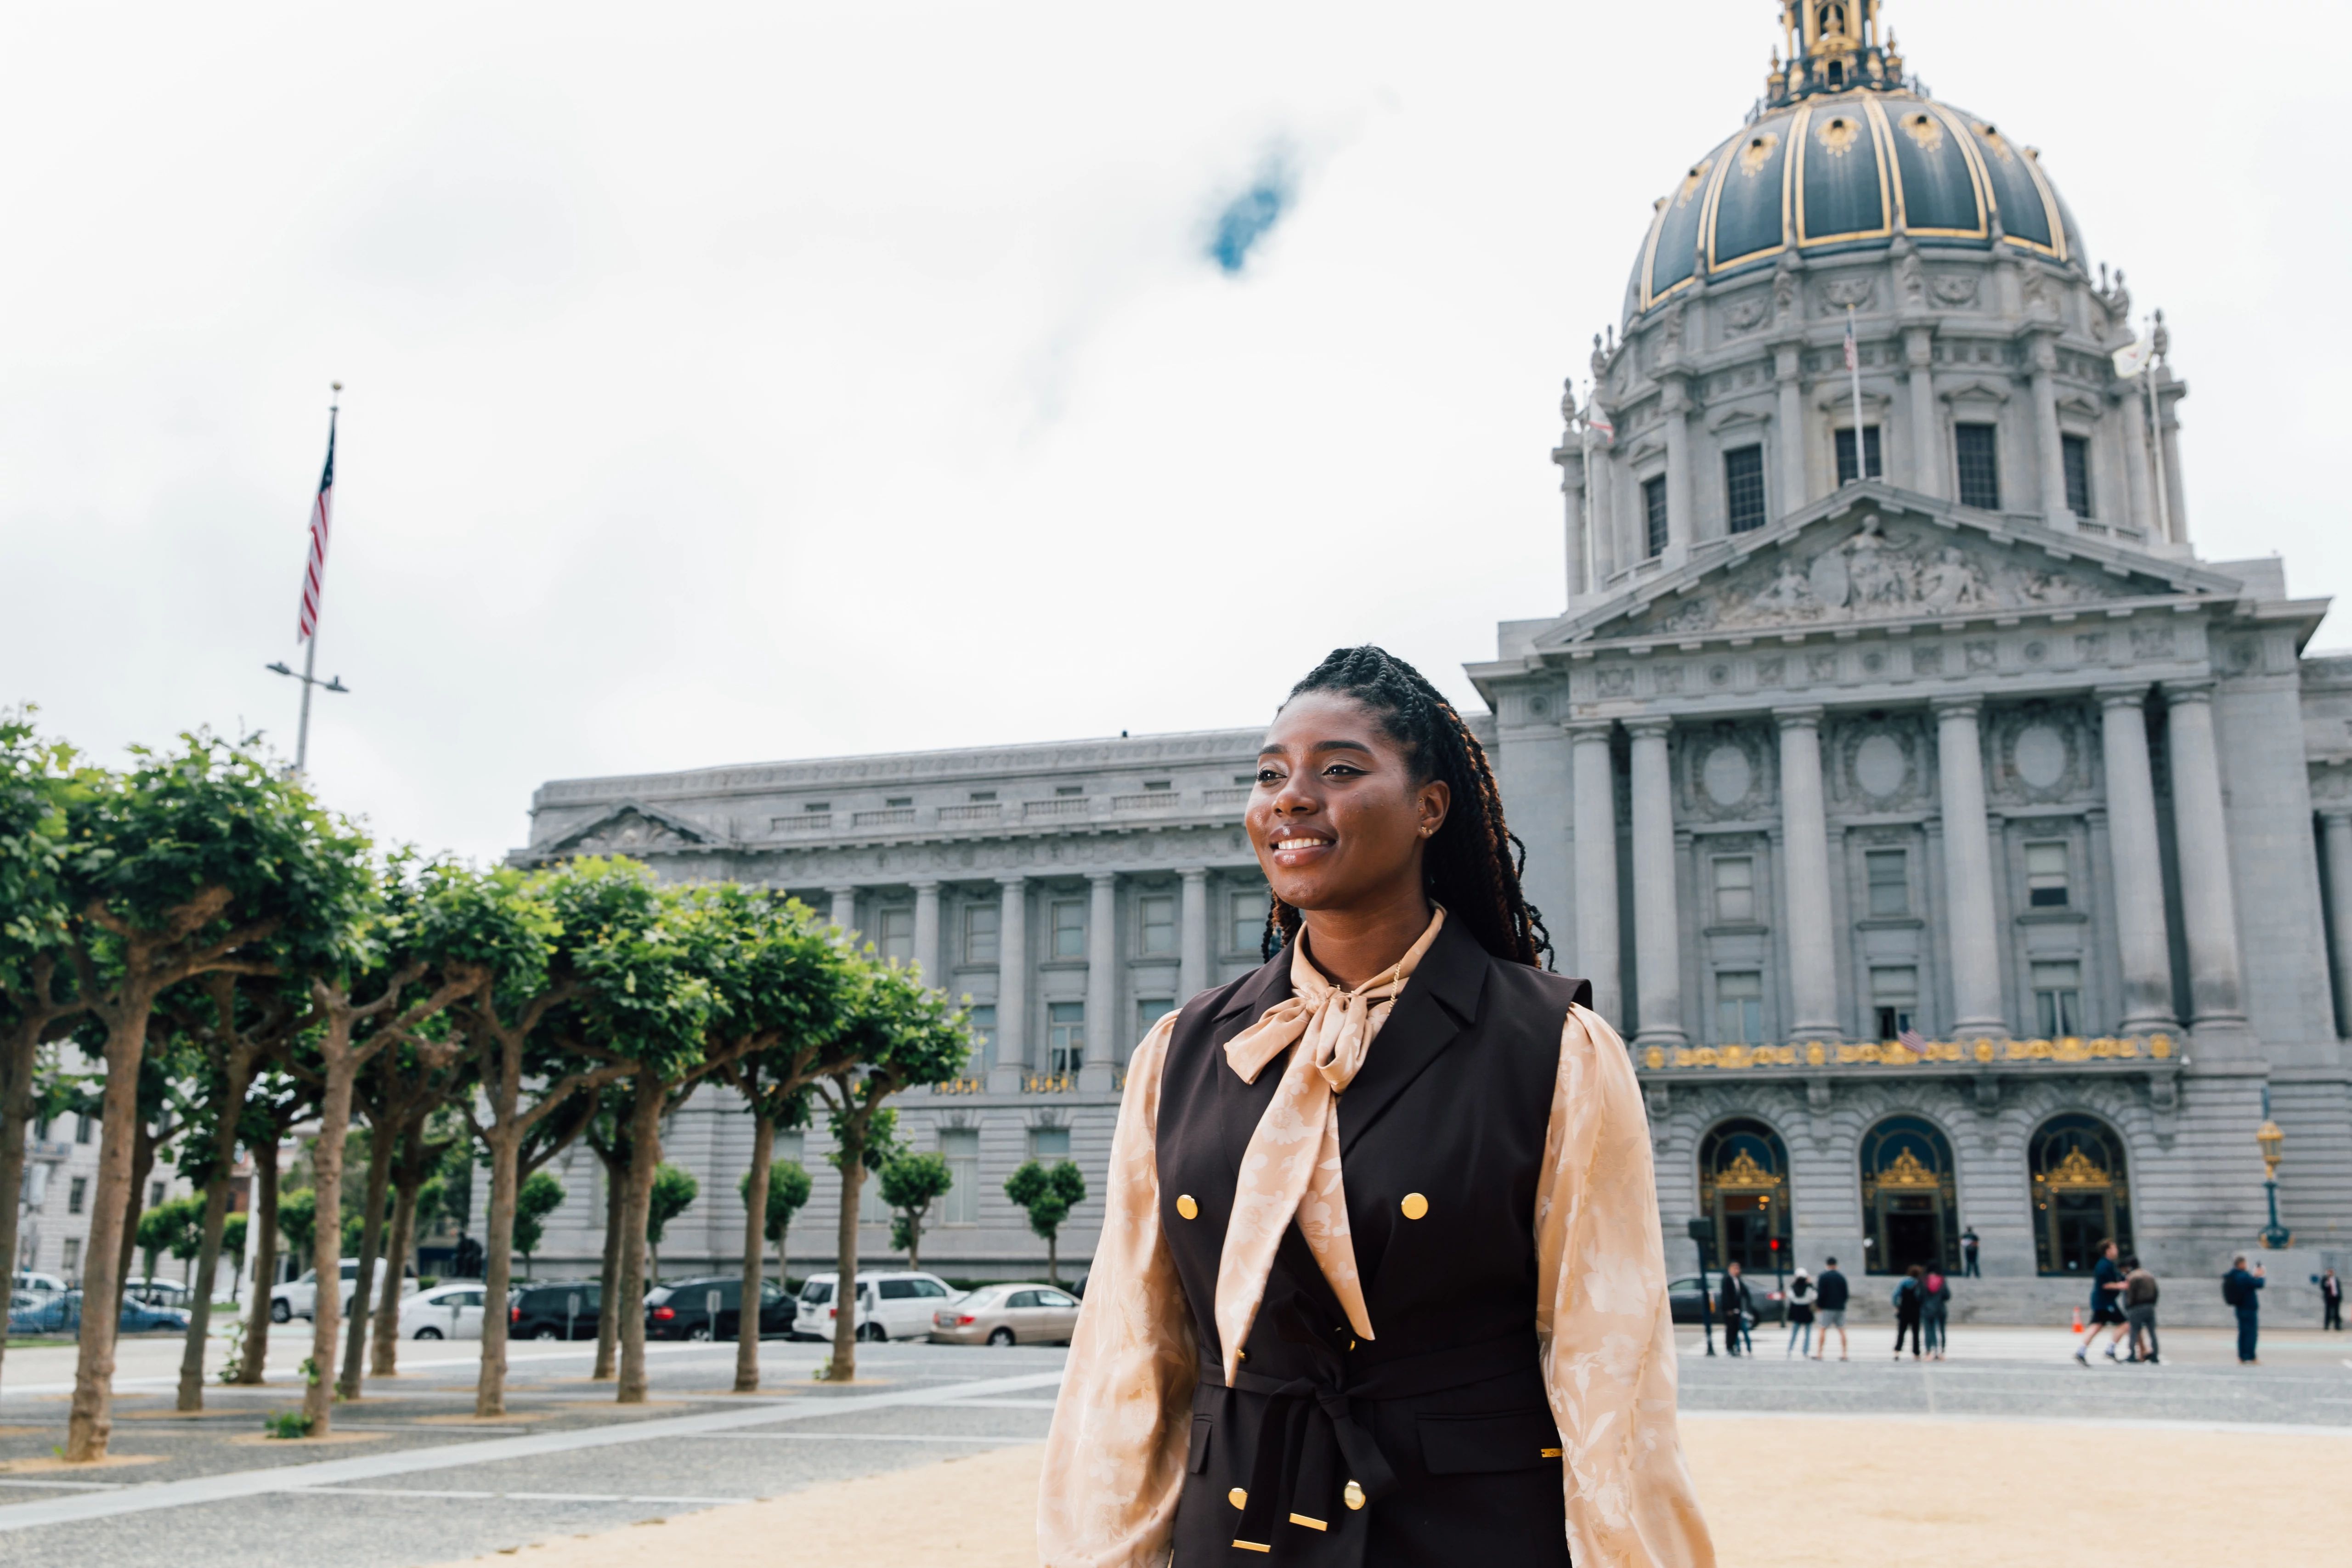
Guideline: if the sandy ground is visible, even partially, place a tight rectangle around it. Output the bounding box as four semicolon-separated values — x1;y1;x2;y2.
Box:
426;1413;2352;1567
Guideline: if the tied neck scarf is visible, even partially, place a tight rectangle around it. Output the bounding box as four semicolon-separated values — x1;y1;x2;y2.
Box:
1213;906;1446;1383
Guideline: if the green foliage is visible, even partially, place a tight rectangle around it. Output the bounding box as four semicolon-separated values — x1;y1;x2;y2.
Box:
646;1163;698;1245
277;1187;318;1261
216;1318;246;1383
827;1106;900;1175
1003;1160;1087;1243
880;1152;954;1259
221;1211;248;1262
136;1194;206;1266
263;1409;313;1439
513;1169;566;1262
0;709;87;1008
739;1160;812;1244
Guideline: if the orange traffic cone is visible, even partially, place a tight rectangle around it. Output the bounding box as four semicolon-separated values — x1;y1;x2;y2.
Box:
2070;1306;2083;1332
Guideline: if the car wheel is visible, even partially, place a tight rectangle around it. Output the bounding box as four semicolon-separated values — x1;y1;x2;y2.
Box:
270;1301;291;1324
414;1326;443;1340
857;1322;886;1342
686;1325;711;1342
987;1327;1016;1347
531;1327;560;1341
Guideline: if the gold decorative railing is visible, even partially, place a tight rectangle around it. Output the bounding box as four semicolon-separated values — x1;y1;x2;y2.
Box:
1024;1071;1078;1093
933;1076;988;1095
1640;1035;2176;1072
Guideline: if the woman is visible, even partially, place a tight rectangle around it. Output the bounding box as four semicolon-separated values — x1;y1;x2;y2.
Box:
1784;1268;1815;1359
1892;1264;1925;1360
1921;1267;1951;1361
1039;647;1713;1568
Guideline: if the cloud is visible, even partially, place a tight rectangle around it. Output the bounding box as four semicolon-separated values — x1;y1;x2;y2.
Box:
1205;148;1297;275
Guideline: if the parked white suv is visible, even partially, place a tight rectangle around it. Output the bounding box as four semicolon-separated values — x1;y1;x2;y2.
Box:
269;1260;418;1322
792;1271;957;1342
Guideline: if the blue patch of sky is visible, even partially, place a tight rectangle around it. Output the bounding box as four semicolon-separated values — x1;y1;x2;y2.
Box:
1206;153;1296;275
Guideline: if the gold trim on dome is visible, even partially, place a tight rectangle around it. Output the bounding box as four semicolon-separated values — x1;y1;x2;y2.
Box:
1717;1149;1784;1189
1677;158;1714;207
1818;114;1861;155
1740;131;1782;174
1875;1147;1941;1188
1899;108;1943;150
1791;96;1895;246
2039;1147;2113;1189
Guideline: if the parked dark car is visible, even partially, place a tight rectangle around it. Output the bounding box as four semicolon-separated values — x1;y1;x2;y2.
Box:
8;1291;190;1336
509;1282;602;1340
1668;1276;1711;1325
645;1276;795;1342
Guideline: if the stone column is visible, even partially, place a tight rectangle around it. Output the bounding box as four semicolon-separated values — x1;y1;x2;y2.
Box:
827;885;858;939
1627;719;1684;1046
2319;812;2352;1037
2163;682;2246;1029
1080;873;1119;1090
990;875;1029;1092
2096;687;2176;1033
2029;334;2070;522
1558;444;1589;599
1178;867;1210;1003
2120;385;2155;537
1904;326;1941;499
1775;342;1808;521
1775;708;1841;1039
1661;375;1693;552
1933;699;2007;1036
1569;724;1623;1025
1589;442;1617;583
2156;378;2190;543
911;880;941;985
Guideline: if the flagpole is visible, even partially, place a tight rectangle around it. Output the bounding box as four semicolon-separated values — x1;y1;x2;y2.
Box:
268;381;349;781
1847;304;1867;481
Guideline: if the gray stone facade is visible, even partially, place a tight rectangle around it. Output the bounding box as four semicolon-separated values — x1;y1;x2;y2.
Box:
506;6;2349;1312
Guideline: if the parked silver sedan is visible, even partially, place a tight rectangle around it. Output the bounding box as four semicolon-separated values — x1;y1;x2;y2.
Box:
928;1282;1080;1346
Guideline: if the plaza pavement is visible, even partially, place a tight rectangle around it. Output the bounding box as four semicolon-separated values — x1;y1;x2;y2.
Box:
0;1325;2339;1565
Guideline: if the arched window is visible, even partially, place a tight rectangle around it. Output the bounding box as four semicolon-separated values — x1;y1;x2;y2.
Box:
1858;1115;1959;1274
2030;1114;2133;1276
1698;1119;1792;1273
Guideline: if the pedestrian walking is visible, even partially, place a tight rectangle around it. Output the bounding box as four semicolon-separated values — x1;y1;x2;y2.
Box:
1921;1267;1951;1360
1892;1264;1925;1359
1810;1257;1850;1360
1719;1261;1755;1356
2223;1254;2266;1364
2121;1256;2160;1364
2074;1240;2131;1364
1960;1226;1981;1279
2316;1267;2343;1331
1785;1268;1816;1358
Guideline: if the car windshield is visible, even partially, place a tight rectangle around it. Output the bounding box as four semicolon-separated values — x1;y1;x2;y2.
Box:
801;1282;832;1305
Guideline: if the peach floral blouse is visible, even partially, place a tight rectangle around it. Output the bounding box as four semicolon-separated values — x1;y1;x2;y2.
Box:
1037;966;1715;1568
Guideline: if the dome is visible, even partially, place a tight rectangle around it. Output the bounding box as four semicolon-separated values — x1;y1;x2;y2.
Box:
1628;6;2084;318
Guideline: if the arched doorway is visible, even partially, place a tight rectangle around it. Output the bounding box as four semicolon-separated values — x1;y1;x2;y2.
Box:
1859;1115;1959;1274
1698;1119;1793;1273
2030;1114;2133;1276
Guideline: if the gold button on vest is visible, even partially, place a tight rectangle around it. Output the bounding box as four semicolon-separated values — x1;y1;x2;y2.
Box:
1343;1479;1367;1511
1229;1487;1248;1510
1176;1194;1199;1220
1400;1192;1430;1220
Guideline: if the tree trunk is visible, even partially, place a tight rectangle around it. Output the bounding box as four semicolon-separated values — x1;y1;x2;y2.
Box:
112;1122;157;1328
337;1121;393;1400
592;1153;623;1381
237;1137;280;1385
1046;1229;1059;1289
177;1044;259;1411
826;1119;865;1384
734;1111;775;1393
301;1049;359;1436
0;1020;40;1398
65;994;158;1463
373;1163;420;1378
614;1082;664;1404
473;1126;521;1418
775;1220;788;1294
907;1213;921;1269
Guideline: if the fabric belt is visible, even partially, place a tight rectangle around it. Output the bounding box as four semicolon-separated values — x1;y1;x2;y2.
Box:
1202;1314;1538;1560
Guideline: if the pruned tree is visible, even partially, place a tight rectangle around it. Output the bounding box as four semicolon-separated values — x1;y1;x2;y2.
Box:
1004;1160;1088;1287
371;1106;464;1378
737;1156;811;1386
232;1071;316;1385
643;1163;695;1285
514;1170;566;1274
345;1033;469;1393
880;1152;955;1269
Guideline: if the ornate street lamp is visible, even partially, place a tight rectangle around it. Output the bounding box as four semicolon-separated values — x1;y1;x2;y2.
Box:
2256;1088;2291;1251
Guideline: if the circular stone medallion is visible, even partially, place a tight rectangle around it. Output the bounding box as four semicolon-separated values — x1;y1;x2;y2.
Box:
2014;724;2067;789
1854;732;1906;799
1702;745;1753;808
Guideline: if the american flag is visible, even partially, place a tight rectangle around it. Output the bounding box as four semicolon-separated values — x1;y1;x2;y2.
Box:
295;403;338;641
1586;406;1616;447
1842;314;1858;372
1896;1026;1928;1055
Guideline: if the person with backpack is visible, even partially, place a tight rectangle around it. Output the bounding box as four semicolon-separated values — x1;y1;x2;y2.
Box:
1810;1257;1850;1361
2316;1267;2343;1331
2074;1240;2131;1364
1892;1264;1925;1360
2223;1255;2266;1364
1718;1261;1755;1356
1784;1268;1817;1359
1920;1267;1951;1360
2121;1257;2160;1364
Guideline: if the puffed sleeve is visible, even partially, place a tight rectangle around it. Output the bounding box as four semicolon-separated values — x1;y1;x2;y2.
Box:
1037;1012;1199;1568
1535;1004;1716;1568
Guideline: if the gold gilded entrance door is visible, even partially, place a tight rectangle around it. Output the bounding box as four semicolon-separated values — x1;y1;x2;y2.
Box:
1859;1116;1960;1274
2030;1115;2132;1275
1698;1119;1793;1272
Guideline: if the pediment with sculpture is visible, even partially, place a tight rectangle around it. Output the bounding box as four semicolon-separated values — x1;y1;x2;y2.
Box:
540;802;724;859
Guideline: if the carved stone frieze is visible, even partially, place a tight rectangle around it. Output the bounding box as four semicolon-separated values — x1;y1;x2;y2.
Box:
1828;711;1931;810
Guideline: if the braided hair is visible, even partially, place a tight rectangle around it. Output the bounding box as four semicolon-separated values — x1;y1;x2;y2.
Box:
1262;645;1552;969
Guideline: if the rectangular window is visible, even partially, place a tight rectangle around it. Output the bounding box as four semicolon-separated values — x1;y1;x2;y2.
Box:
1050;899;1086;959
68;1177;86;1215
962;901;1000;965
969;790;997;803
2025;841;2070;908
1028;1126;1072;1161
1712;857;1754;923
74;1114;92;1144
1865;849;1910;918
1955;423;2000;509
1724;445;1767;534
859;1164;892;1223
2061;434;2092;518
1137;996;1175;1038
1870;965;1919;1040
940;1128;980;1224
965;1004;995;1068
1048;1001;1086;1073
1834;425;1883;486
1137;894;1176;956
1642;475;1669;558
2031;960;2083;1037
1228;890;1266;954
149;1180;167;1208
1715;970;1763;1045
774;1131;807;1166
1054;785;1084;797
32;1116;47;1141
61;1238;80;1276
877;906;915;964
804;801;830;813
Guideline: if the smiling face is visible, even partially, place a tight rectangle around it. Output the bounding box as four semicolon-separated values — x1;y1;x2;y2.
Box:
1247;691;1449;919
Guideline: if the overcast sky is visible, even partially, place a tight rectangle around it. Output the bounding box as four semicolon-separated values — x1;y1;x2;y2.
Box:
6;1;2346;865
